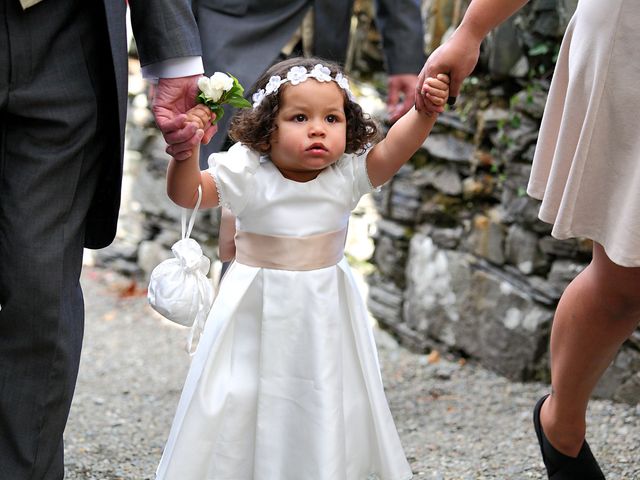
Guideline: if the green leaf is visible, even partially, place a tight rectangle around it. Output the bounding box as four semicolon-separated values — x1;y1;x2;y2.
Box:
210;105;225;125
529;43;550;56
229;95;251;100
228;74;245;95
226;96;252;108
226;84;243;98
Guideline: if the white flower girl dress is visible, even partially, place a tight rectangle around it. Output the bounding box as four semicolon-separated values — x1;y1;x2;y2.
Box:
156;143;413;480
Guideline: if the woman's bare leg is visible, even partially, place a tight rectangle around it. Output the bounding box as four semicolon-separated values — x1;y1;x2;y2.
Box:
540;242;640;456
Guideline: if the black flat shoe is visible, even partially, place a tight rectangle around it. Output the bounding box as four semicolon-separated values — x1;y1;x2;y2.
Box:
533;394;605;479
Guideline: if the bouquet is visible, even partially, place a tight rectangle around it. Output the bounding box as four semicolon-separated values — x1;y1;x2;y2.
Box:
197;72;251;124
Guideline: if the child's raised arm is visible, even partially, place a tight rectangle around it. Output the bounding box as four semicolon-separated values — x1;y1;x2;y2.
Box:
366;74;449;187
166;105;220;209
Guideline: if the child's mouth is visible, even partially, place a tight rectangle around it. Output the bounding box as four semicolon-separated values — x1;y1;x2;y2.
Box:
306;144;328;154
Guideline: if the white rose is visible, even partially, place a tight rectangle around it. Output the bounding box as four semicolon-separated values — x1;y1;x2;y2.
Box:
199;72;234;103
210;72;234;91
210;72;234;99
197;76;217;102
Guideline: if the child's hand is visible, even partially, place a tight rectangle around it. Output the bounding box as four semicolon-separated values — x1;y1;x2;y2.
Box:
420;73;450;112
185;104;213;131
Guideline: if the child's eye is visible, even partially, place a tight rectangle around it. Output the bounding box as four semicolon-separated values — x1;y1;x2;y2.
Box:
326;115;339;123
293;114;307;122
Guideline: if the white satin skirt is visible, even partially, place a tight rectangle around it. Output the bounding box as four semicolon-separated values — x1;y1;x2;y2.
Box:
155;258;413;480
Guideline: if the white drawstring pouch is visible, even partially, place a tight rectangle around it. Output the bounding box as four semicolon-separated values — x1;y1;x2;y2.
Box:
148;186;214;353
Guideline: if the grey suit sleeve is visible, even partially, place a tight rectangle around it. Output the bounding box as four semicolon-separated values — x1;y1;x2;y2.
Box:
374;0;426;74
128;0;202;67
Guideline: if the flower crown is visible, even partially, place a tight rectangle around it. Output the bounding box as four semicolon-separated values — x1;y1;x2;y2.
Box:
251;64;354;108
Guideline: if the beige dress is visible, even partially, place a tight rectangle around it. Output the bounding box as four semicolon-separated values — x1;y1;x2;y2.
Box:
527;0;640;267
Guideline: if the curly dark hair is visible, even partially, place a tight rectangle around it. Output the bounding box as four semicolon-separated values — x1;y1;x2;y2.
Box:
229;57;379;155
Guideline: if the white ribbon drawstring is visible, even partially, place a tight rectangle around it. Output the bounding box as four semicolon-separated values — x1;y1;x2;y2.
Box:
181;185;203;240
181;185;214;354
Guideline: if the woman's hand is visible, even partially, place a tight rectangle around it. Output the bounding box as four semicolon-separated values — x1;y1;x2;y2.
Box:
415;28;482;114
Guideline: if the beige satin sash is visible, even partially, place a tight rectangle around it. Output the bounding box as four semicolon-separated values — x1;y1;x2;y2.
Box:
235;227;347;271
20;0;43;9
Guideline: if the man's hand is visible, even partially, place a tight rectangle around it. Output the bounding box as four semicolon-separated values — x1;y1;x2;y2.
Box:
387;74;419;123
415;28;482;114
152;75;217;161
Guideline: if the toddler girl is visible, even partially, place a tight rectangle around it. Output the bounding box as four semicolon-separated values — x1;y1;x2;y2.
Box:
156;56;449;480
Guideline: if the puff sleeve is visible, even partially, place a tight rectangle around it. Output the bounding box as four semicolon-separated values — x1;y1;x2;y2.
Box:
337;149;379;209
205;143;261;216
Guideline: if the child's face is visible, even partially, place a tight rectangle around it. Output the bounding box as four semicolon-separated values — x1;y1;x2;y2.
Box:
269;80;347;183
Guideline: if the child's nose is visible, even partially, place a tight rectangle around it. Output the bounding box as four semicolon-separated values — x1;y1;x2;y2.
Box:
309;120;326;136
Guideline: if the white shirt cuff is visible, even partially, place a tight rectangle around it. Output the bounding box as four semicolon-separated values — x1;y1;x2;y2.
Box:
142;56;204;84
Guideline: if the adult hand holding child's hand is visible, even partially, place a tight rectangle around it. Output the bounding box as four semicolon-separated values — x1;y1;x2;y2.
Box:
153;75;217;161
420;73;450;113
414;28;481;114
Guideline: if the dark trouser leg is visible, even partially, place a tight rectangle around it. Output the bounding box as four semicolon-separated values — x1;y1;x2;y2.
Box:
0;1;114;478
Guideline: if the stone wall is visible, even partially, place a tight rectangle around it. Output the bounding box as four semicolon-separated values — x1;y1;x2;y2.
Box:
367;0;640;403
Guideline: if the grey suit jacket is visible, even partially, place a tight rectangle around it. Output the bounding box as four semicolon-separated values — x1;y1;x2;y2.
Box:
194;0;425;155
86;0;201;248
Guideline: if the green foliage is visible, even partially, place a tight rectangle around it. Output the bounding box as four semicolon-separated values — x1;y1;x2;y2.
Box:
528;42;550;57
526;41;561;80
509;113;521;129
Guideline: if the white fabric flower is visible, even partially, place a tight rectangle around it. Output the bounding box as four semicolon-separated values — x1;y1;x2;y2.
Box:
287;66;308;85
199;72;234;103
310;64;332;82
250;65;356;108
264;75;282;95
252;89;266;108
334;73;355;100
334;72;350;91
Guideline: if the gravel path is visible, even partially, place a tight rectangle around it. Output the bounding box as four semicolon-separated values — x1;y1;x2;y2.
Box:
64;266;640;480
